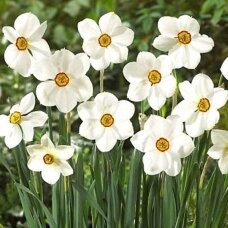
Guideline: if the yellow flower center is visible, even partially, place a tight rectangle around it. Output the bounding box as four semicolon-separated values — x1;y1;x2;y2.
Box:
43;154;54;165
100;113;114;127
148;70;161;84
156;138;169;152
177;31;191;44
98;34;111;47
197;98;210;112
9;111;22;124
16;37;28;50
54;72;69;87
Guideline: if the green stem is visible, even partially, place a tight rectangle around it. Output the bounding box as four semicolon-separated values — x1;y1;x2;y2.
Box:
218;73;223;87
100;69;104;93
47;107;53;141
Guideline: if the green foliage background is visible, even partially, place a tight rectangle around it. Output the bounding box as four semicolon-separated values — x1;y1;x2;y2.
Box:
0;0;227;226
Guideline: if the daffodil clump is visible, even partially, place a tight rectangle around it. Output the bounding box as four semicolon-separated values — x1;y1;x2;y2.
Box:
0;12;227;227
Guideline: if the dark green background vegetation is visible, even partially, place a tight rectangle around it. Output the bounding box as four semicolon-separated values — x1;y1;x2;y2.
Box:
0;0;227;226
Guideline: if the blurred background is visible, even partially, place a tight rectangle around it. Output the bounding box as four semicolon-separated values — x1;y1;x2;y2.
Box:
0;0;227;226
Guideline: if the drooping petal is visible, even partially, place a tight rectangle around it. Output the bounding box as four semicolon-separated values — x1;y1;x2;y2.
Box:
14;12;41;37
5;125;22;148
158;16;179;37
18;92;35;115
57;160;73;176
22;111;48;127
211;88;228;109
41;165;61;185
218;155;228;174
114;100;135;120
4;44;32;77
159;75;176;98
165;157;181;176
127;82;151;102
171;133;194;158
211;129;228;146
36;81;57;106
111;26;134;46
70;76;93;102
29;21;47;41
0;115;12;136
77;18;101;40
147;86;166;111
114;120;134;140
177;15;200;36
142;152;162;175
77;101;101;120
2;26;19;43
99;12;121;34
55;146;74;160
29;39;51;59
123;61;148;83
79;120;104;140
130;130;156;153
20;122;34;141
220;57;228;80
94;92;119;114
152;35;177;52
207;145;224;159
95;128;117;152
107;44;128;63
190;34;214;53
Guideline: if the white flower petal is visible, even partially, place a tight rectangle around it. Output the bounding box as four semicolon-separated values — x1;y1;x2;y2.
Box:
29;39;51;59
204;109;220;131
172;100;197;122
211;88;228;109
211;129;228;146
96;128;117;152
20;122;34;141
114;100;135;120
114;120;134;140
142;152;162;175
166;115;184;136
177;15;200;35
36;81;57;106
22;111;48;127
179;80;199;102
153;35;177;52
171;133;194;158
150;150;169;170
90;53;110;70
77;18;101;40
2;26;19;43
41;165;61;185
123;62;148;83
158;16;179;37
14;12;41;37
107;44;128;63
136;52;156;70
55;146;74;160
159;75;176;98
0;115;12;136
29;21;47;41
26;144;45;156
148;86;166;111
82;39;105;59
99;12;121;34
183;45;201;69
4;44;32;77
165;157;181;176
70;76;93;102
57;160;73;176
218;156;228;174
77;101;100;120
41;134;55;149
18;92;35;115
207;145;224;159
27;156;45;172
111;26;134;46
220;57;228;80
158;55;173;76
74;53;90;75
190;34;214;53
127;82;151;102
5;125;22;148
131;130;156;153
79;120;104;140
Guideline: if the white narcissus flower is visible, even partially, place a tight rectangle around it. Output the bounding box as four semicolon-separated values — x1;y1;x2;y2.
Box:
27;134;74;185
33;49;93;113
131;115;194;176
152;15;214;69
220;57;228;80
207;129;228;174
123;52;176;110
2;12;51;77
77;92;135;152
77;12;134;70
172;74;228;137
0;93;48;149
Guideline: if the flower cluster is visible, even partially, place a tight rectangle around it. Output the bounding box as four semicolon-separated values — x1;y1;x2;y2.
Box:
1;12;228;187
